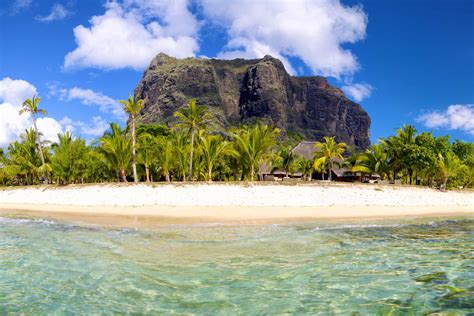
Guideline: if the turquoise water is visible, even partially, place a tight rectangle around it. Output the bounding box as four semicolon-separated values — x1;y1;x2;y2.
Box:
0;216;473;314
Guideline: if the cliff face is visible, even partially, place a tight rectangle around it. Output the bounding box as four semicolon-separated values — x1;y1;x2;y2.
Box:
135;53;371;149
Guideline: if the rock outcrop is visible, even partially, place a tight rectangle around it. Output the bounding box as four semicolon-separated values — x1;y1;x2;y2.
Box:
134;53;371;149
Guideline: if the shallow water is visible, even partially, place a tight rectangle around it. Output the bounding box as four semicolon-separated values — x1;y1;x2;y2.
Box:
0;216;473;314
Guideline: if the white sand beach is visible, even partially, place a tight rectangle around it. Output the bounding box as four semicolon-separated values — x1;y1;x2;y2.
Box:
0;183;472;226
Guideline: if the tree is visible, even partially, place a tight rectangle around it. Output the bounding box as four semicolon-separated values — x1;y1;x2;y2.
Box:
313;136;346;181
100;123;132;182
199;134;230;182
173;131;190;181
51;132;89;184
120;94;144;183
437;152;461;190
155;135;174;182
137;132;157;182
19;95;48;181
297;157;314;181
174;100;212;181
352;144;389;179
231;123;280;181
274;146;298;177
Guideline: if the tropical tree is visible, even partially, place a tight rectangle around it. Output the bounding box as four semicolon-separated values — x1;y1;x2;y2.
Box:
297;157;314;181
100;123;132;182
352;144;389;179
173;131;190;181
120;94;144;183
437;152;461;190
19;95;48;180
137;132;157;182
231;123;280;181
313;136;346;181
51;132;88;184
174;99;212;181
155;135;174;182
199;134;230;182
273;146;299;177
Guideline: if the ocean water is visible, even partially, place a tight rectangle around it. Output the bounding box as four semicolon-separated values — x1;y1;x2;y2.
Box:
0;216;473;314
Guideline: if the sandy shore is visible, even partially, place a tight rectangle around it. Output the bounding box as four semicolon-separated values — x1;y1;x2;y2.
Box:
0;183;472;226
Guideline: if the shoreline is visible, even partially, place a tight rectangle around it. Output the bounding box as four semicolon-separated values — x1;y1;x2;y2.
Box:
0;204;472;228
0;183;472;227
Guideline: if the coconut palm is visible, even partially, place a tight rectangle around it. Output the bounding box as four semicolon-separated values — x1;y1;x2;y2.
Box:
119;94;144;183
273;146;298;177
437;152;461;190
155;135;174;182
173;131;190;181
313;136;346;181
199;134;230;182
137;132;157;182
19;95;48;179
231;124;280;181
297;157;314;181
51;131;89;184
100;123;132;182
352;144;389;179
174;100;212;181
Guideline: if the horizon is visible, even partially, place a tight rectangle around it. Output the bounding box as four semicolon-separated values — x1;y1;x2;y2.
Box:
0;0;473;147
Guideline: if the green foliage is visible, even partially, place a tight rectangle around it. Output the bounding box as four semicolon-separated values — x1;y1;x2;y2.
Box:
51;132;89;184
231;123;280;181
3;97;473;190
313;136;346;181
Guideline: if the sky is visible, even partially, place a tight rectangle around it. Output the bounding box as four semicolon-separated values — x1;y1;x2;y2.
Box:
0;0;473;148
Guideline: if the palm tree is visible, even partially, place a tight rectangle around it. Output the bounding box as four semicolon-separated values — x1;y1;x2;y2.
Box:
119;94;144;183
437;152;461;190
199;134;230;182
231;124;280;181
297;157;314;181
173;131;190;181
156;135;174;182
100;123;132;182
313;136;346;181
274;146;298;177
352;144;389;179
19;95;48;180
137;132;157;182
174;100;212;181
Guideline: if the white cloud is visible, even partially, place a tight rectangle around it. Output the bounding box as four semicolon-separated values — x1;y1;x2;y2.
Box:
36;4;71;22
11;0;32;14
0;77;63;147
342;83;373;102
47;83;125;120
417;104;474;136
0;77;37;105
64;0;199;70
200;0;367;78
60;116;110;137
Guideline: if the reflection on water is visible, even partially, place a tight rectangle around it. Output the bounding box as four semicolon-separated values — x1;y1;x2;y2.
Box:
0;216;473;314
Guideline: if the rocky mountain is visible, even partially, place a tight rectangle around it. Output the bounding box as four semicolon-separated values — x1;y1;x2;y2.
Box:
134;53;371;149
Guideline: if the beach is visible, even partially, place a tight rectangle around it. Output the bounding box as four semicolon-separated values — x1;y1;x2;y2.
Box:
0;183;472;226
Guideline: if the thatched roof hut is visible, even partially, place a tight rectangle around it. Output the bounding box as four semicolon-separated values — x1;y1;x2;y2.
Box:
292;141;318;160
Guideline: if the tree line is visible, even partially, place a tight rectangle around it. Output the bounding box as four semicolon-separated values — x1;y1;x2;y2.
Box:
0;95;472;189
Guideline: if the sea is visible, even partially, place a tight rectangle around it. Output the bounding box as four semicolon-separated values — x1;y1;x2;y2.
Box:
0;215;473;314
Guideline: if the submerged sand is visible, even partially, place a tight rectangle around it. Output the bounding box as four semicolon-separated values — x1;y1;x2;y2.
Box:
0;183;472;226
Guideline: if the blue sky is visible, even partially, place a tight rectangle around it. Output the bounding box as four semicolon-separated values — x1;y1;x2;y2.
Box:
0;0;473;147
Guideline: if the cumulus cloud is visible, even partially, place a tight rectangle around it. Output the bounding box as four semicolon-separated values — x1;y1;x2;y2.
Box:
200;0;367;78
47;84;125;120
60;116;110;137
64;0;199;70
36;4;71;22
0;78;63;147
342;83;373;102
417;104;474;136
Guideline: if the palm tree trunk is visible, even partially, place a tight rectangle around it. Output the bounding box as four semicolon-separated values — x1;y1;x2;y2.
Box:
165;173;170;182
208;167;212;182
250;167;255;182
145;165;150;182
188;129;195;181
32;115;48;183
120;168;127;182
131;116;138;183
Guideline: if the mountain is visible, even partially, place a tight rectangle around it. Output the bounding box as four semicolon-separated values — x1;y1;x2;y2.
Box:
134;53;371;149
